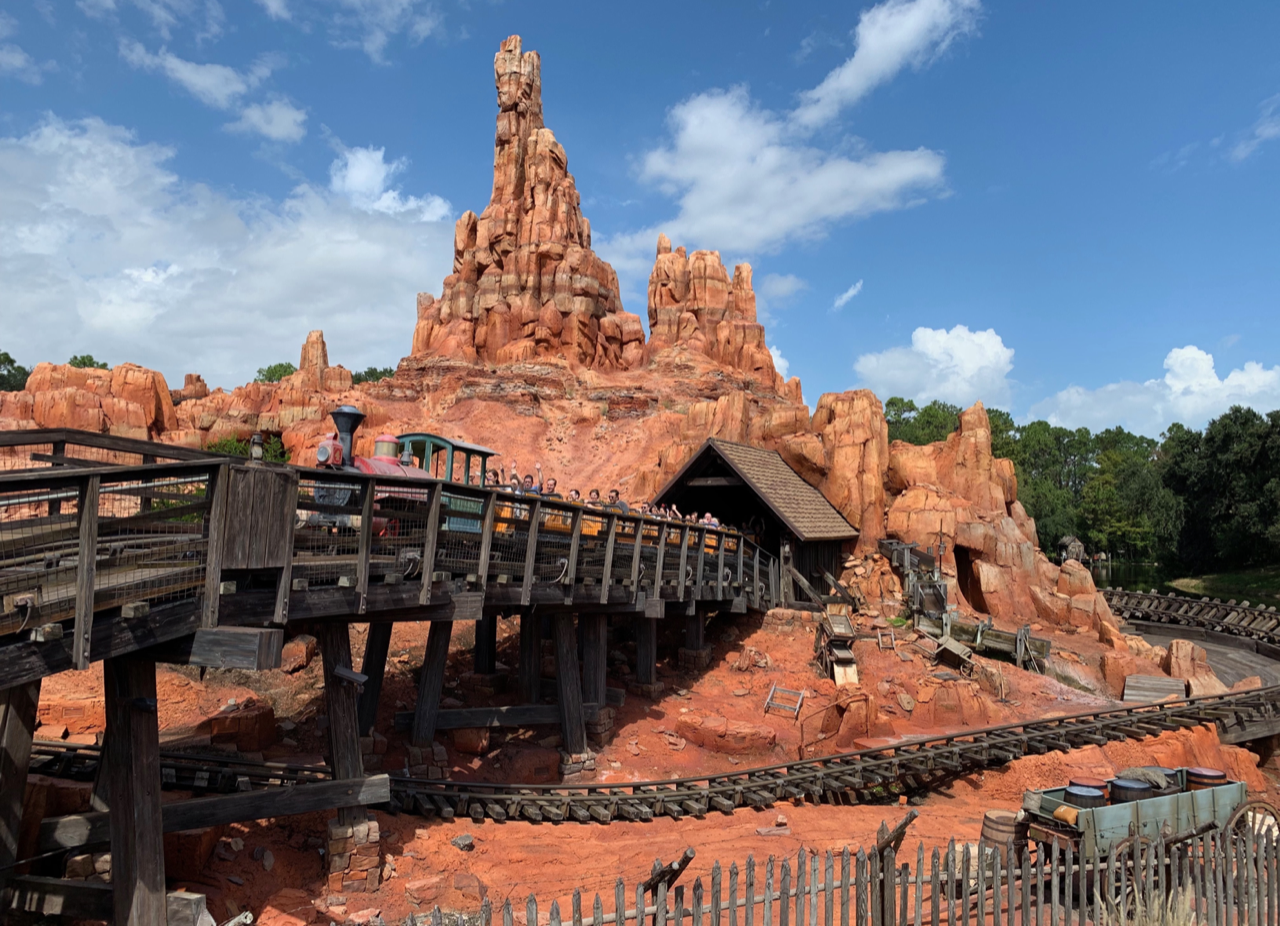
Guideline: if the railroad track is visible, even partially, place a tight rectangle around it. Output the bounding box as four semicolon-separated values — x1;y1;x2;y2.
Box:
1102;587;1280;645
30;686;1280;826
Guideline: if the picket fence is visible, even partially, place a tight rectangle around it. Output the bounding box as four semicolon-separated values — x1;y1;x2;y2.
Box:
425;829;1280;926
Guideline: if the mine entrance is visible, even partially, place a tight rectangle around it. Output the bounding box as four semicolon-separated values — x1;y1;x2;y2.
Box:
954;544;988;613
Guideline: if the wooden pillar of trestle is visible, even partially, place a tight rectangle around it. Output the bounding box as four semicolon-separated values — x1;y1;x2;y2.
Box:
474;614;497;675
317;623;364;827
104;654;166;926
684;612;705;650
0;680;41;914
636;617;658;686
581;613;608;707
518;609;541;704
410;619;453;748
553;614;587;755
357;623;393;736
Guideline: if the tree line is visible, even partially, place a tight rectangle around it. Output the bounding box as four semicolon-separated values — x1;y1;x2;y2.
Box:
886;397;1280;574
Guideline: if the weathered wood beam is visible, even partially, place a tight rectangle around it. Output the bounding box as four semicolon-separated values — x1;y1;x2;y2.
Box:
200;463;229;629
7;877;213;926
417;483;443;606
685;477;743;487
37;775;392;853
474;614;497;675
554;614;586;755
149;627;283;670
104;652;166;926
581;613;607;707
518;610;541;705
0;680;41;909
637;617;657;686
519;500;542;607
599;515;618;605
357;623;393;737
410;620;452;748
316;624;364;827
73;475;101;670
563;510;583;605
354;482;375;615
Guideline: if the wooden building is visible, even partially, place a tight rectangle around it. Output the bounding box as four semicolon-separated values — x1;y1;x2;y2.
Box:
654;439;857;606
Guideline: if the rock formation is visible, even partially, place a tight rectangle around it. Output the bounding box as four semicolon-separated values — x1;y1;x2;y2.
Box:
646;235;791;391
411;36;645;370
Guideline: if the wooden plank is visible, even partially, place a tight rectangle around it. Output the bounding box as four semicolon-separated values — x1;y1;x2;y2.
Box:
677;526;690;602
474;493;497;592
37;775;392;853
520;500;542;607
519;610;541;705
392;704;604;732
654;523;668;596
564;509;584;605
73;475;101;670
600;515;618;605
202;463;229;628
0;681;41;906
716;532;726;599
554;614;587;755
474;614;497;675
417;483;443;607
357;623;393;737
410;620;453;747
753;548;761;610
104;652;166;926
637;617;658;686
150;627;283;670
1123;675;1188;702
582;614;607;707
316;624;364;826
694;528;708;599
271;468;298;624
7;876;113;919
355;480;375;615
629;518;644;603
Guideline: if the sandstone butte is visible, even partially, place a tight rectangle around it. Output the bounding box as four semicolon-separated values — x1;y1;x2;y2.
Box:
0;34;1117;639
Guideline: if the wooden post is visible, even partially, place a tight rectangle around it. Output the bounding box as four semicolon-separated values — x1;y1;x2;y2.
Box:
752;548;761;610
202;463;229;629
475;614;497;675
518;609;542;704
104;654;165;926
411;620;453;748
475;493;497;592
316;624;364;825
554;614;587;755
685;613;705;651
677;526;690;602
716;532;726;600
418;483;443;606
520;500;542;607
654;524;668;598
637;617;658;686
581;614;607;707
736;537;744;596
693;528;707;599
355;479;375;615
73;475;101;670
564;509;584;605
357;623;393;736
629;518;644;603
0;681;42;908
600;515;618;605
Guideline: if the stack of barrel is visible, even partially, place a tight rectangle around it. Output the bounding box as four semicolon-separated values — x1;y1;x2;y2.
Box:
1062;766;1226;808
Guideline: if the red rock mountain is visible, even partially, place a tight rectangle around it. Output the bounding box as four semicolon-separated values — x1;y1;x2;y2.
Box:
0;34;1114;635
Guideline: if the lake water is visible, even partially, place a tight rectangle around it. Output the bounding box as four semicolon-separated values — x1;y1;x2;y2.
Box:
1088;561;1182;595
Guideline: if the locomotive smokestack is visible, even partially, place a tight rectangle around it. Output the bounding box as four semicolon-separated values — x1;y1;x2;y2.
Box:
330;405;365;465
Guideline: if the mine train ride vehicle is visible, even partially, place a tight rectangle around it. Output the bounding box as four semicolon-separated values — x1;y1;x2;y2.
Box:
296;406;747;593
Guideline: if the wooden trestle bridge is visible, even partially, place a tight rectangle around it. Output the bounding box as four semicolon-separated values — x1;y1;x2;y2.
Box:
0;430;780;926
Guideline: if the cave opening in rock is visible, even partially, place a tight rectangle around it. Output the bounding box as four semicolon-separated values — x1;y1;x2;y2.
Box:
954;545;988;614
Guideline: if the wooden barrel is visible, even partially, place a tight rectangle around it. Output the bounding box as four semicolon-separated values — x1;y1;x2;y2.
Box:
1147;766;1181;794
1187;767;1227;791
1069;776;1109;799
981;810;1029;865
1110;778;1154;803
1064;786;1106;809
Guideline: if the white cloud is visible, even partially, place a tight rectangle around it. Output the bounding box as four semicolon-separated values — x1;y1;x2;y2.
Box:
854;324;1013;406
225;97;307;142
256;0;290;20
833;278;863;309
791;0;980;130
601;0;965;295
328;144;449;219
84;0;225;40
0;116;455;387
0;43;45;84
1229;93;1280;163
120;39;279;109
0;12;17;39
754;272;807;323
1029;346;1280;437
769;345;790;380
328;0;440;63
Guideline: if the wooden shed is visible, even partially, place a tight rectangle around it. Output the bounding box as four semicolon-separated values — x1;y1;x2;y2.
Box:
654;439;857;605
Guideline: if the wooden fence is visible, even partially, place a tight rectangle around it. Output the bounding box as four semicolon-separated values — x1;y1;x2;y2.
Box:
419;829;1280;926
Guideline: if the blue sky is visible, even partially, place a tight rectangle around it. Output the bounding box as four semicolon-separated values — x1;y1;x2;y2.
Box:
2;0;1279;436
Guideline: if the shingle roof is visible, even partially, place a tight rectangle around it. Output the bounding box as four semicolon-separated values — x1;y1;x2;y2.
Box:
662;438;858;542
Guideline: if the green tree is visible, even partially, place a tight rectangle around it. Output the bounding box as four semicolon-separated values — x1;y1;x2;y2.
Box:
68;354;108;369
255;362;297;383
205;435;290;463
352;366;395;384
884;397;961;445
0;351;30;391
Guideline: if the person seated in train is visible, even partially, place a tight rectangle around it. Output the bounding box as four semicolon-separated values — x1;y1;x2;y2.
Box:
567;488;583;502
542;476;563;499
507;473;524;495
605;488;630;514
587;488;603;507
486;468;502;488
701;511;720;527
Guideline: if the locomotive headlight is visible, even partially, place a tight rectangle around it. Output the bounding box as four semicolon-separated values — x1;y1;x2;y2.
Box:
316;444;330;464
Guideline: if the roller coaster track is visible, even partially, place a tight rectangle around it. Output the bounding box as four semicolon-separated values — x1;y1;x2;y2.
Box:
31;588;1280;828
1102;587;1280;646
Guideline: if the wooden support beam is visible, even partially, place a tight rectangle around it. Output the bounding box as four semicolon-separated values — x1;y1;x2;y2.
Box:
38;775;392;853
637;618;657;686
629;520;644;603
73;475;101;670
563;509;583;605
736;537;744;593
410;620;453;748
316;624;364;826
519;500;542;607
685;477;743;487
581;614;607;707
201;463;229;629
8;877;213;926
271;469;296;625
474;494;496;592
553;615;586;755
104;652;165;926
417;484;443;606
599;515;618;605
149;627;283;670
788;565;826;607
474;614;497;675
357;623;393;737
0;681;41;909
684;612;705;651
653;524;668;595
676;526;690;602
752;548;761;610
354;480;375;615
518;610;541;705
716;532;726;599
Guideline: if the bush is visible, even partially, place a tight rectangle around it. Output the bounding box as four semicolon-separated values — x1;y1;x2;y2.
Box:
0;351;29;391
68;354;108;370
352;366;395;385
254;362;297;383
205;435;290;463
